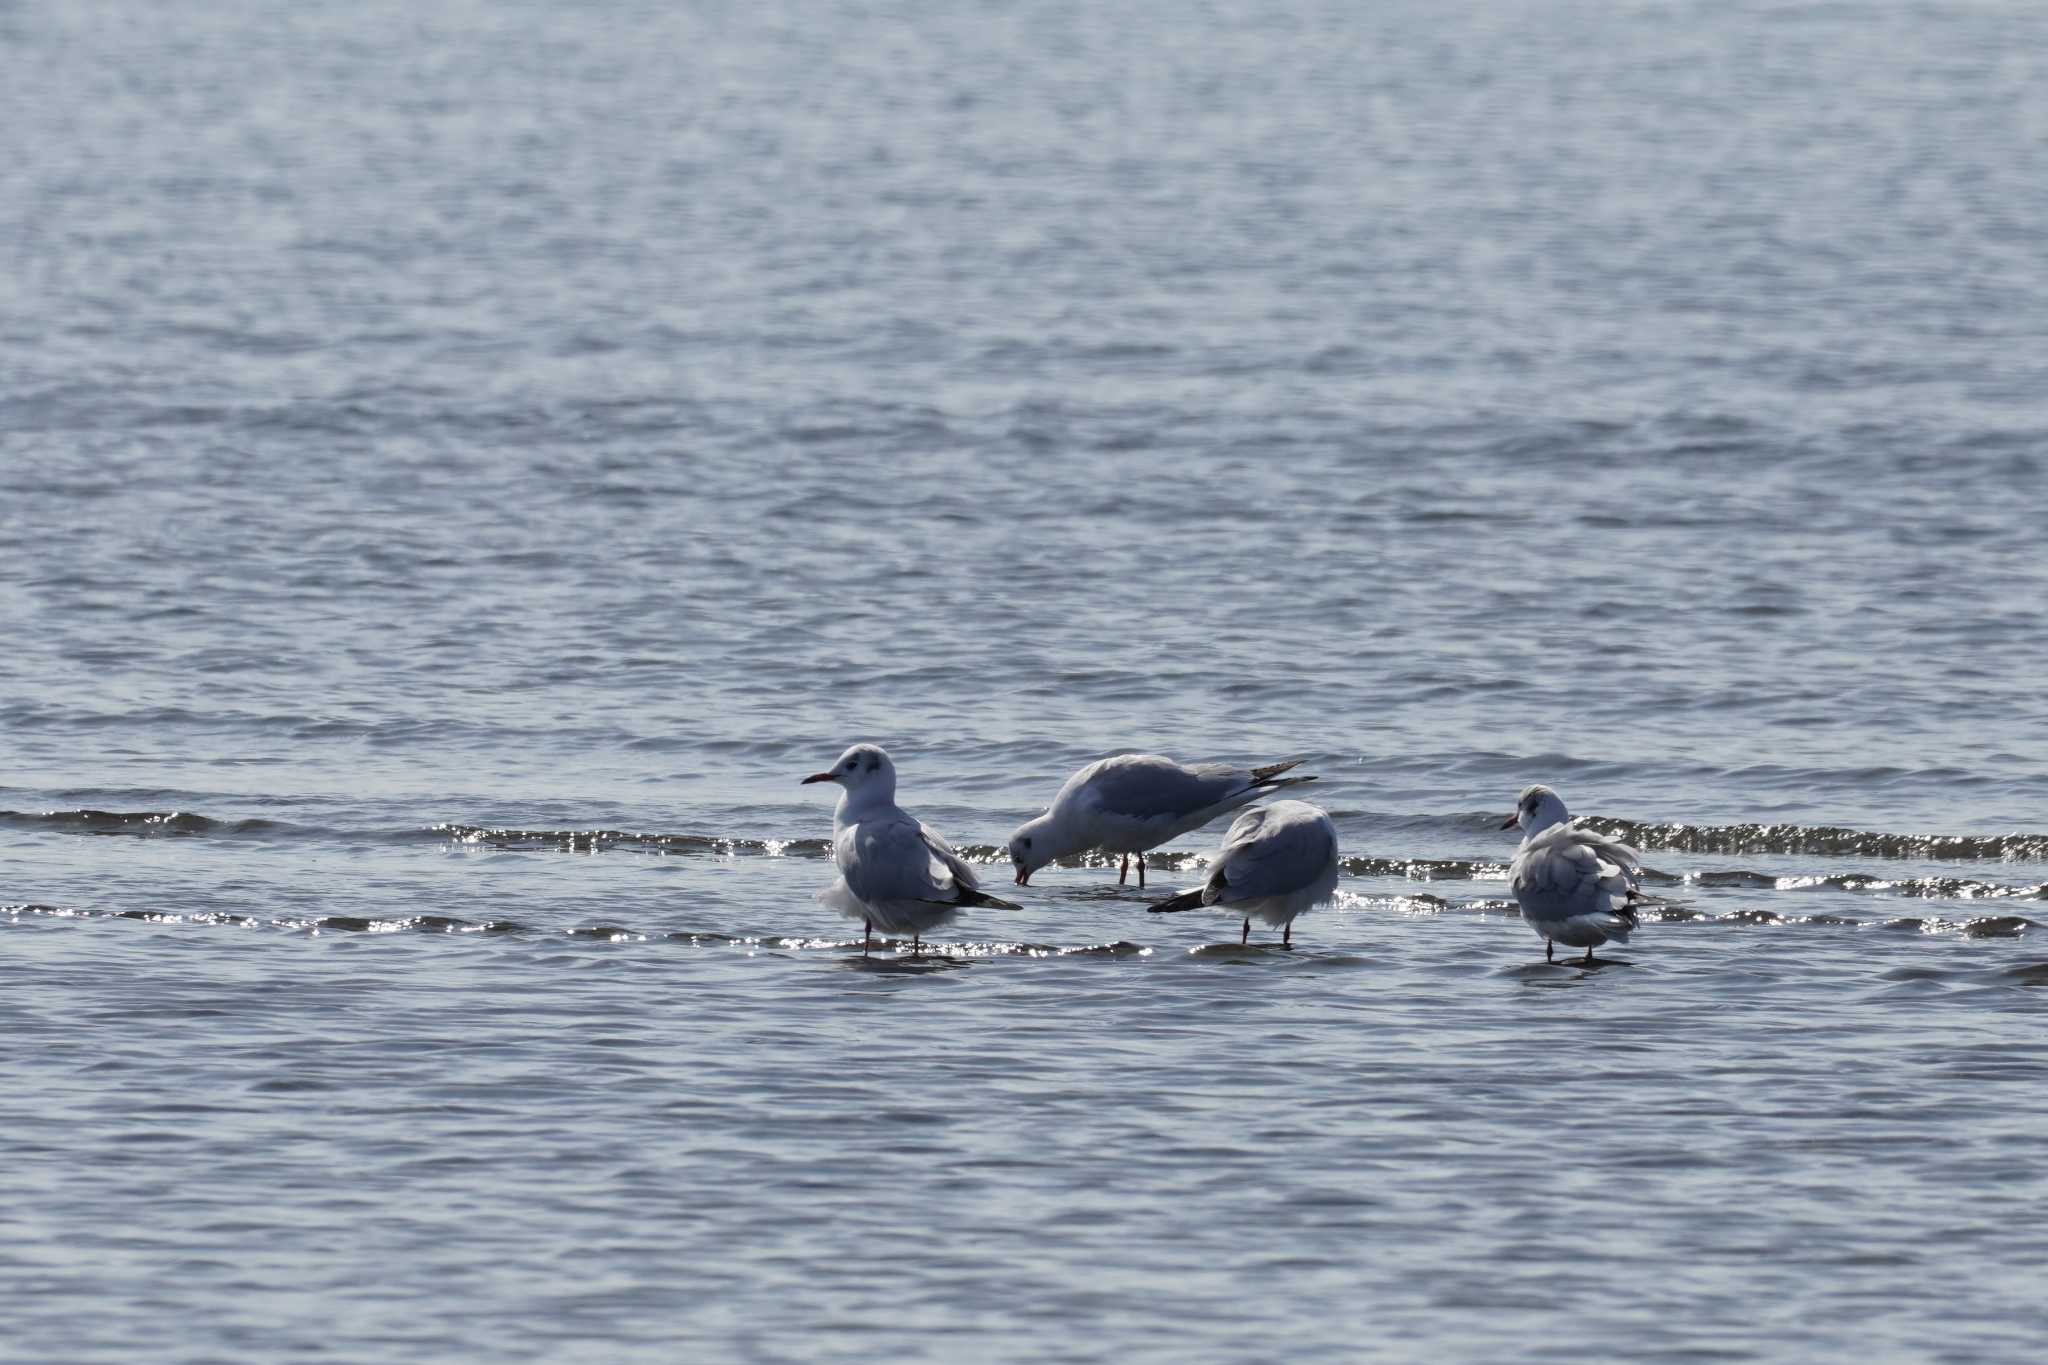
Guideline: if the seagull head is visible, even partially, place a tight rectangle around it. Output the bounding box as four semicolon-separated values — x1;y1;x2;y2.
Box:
801;744;897;802
1007;813;1055;885
1502;784;1569;834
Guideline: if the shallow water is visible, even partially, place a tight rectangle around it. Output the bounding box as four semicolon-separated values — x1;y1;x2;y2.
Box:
6;0;2048;1360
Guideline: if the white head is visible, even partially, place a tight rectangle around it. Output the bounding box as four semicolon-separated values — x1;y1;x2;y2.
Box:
801;743;897;805
1502;784;1570;835
1006;811;1057;886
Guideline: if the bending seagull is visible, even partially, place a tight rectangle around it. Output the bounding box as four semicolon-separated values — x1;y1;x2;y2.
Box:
1502;784;1644;965
802;743;1020;956
1148;800;1340;946
1007;753;1316;888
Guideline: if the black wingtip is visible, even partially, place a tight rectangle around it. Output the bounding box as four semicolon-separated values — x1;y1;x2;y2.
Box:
1148;890;1206;914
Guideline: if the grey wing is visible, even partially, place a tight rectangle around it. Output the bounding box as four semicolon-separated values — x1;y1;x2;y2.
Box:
1571;821;1642;878
840;816;966;906
1083;754;1243;822
1206;805;1336;902
1570;829;1643;916
917;821;982;894
1583;833;1644;921
1517;831;1640;918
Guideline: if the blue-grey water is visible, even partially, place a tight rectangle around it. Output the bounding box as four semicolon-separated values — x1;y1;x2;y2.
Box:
6;1;2048;1360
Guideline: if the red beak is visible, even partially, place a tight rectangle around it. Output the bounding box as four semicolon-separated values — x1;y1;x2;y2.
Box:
1499;814;1519;829
801;772;834;785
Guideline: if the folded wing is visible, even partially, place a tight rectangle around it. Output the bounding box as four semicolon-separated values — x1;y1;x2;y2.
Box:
839;814;967;906
1204;804;1335;904
1515;825;1643;923
1082;755;1244;824
917;822;984;896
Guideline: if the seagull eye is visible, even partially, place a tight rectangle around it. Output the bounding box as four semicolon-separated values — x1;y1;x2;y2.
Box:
1022;837;1032;849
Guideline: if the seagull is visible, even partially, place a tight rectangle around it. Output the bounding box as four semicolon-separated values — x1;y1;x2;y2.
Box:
1502;784;1644;965
1147;799;1340;946
801;743;1020;956
1007;753;1317;888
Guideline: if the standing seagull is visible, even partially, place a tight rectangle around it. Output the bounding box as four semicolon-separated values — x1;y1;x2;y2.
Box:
801;743;1019;956
1502;784;1644;965
1007;753;1316;888
1148;800;1341;946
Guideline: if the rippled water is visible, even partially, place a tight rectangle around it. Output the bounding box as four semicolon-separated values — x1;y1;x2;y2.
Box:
6;1;2048;1360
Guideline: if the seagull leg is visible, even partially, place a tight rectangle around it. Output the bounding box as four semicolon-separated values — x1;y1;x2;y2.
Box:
1118;853;1129;885
1546;940;1554;963
1241;918;1250;945
1584;944;1595;967
863;920;872;958
911;931;922;957
1137;853;1146;889
1284;921;1292;947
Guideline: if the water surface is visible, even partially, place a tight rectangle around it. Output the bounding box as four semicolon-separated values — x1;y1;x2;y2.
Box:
5;1;2048;1360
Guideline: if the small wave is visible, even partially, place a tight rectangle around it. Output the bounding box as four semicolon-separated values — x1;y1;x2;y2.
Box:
1595;817;2048;861
432;824;833;857
431;832;1495;876
563;924;652;942
432;832;1536;885
8;902;2034;947
4;901;1162;956
0;809;294;839
307;914;524;935
1691;870;2047;900
965;848;1537;884
1877;915;2037;938
1962;916;2036;938
116;909;259;927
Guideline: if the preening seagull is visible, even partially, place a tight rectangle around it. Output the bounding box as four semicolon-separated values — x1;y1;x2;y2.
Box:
1148;799;1341;946
802;744;1019;956
1007;753;1317;888
1502;784;1644;965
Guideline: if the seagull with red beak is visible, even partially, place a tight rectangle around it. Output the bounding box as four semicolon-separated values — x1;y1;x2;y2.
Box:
801;743;1020;956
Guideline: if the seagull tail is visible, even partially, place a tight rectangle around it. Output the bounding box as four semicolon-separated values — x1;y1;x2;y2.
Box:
1148;888;1207;914
957;888;1022;911
1248;757;1309;784
1254;774;1318;795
